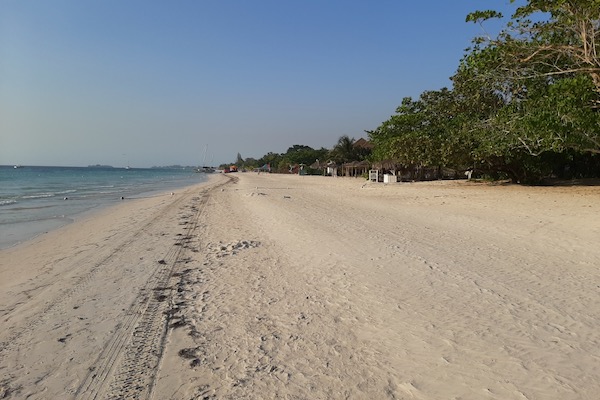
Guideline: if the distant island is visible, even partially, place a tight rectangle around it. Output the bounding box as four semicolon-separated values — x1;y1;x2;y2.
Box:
87;164;114;168
150;165;198;170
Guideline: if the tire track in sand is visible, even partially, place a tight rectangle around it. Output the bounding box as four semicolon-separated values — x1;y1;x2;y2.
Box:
73;193;208;400
0;192;191;359
76;177;233;400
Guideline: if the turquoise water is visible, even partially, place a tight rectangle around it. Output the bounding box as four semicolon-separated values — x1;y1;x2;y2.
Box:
0;165;208;249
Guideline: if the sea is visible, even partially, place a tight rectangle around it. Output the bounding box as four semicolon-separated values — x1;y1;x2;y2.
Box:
0;165;209;249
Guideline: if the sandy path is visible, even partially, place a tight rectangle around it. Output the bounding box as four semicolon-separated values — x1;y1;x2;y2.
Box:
1;173;599;399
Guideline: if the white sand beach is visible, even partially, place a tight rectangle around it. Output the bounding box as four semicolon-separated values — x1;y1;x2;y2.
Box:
1;173;599;399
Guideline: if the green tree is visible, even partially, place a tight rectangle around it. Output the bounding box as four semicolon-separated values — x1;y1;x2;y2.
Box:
283;145;325;165
470;1;600;94
329;135;357;163
256;152;282;171
369;88;475;173
236;152;244;166
243;157;258;169
466;1;600;155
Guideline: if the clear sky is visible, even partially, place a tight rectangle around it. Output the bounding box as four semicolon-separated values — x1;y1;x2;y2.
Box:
1;1;518;168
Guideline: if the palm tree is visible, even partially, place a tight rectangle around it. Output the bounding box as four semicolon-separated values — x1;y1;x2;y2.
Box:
330;135;356;163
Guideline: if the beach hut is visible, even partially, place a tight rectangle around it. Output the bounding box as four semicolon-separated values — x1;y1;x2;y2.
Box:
326;161;338;177
371;160;402;173
342;160;371;177
353;138;374;150
370;161;455;181
309;159;328;175
369;160;401;181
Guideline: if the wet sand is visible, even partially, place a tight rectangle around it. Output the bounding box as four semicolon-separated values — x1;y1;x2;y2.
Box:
1;173;599;399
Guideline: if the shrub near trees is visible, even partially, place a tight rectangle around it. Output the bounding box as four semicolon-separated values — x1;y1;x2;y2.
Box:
369;0;600;183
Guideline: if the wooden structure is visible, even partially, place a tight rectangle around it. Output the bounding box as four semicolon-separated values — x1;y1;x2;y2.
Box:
342;160;370;177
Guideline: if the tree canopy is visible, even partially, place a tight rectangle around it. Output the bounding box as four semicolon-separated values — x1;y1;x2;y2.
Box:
368;0;600;182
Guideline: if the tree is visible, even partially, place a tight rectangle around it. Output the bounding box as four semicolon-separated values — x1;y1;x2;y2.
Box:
236;152;244;166
283;145;322;165
243;157;258;169
329;135;357;163
466;1;600;155
256;152;282;172
368;88;476;173
466;2;600;89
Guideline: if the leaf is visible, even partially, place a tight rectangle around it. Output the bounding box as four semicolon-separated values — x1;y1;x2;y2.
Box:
466;10;503;23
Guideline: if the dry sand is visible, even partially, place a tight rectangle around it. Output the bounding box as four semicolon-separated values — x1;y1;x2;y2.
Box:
1;172;599;399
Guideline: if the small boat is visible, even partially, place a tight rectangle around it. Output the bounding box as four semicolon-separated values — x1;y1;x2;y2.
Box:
196;166;215;173
13;165;23;169
195;144;215;173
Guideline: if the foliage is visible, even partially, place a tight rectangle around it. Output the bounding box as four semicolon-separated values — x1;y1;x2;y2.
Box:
256;152;283;171
369;0;600;183
283;145;329;166
474;0;600;94
236;153;244;166
329;135;371;163
368;89;475;171
328;136;355;163
251;146;329;173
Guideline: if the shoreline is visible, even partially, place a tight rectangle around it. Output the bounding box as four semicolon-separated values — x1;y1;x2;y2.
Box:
1;173;599;399
0;173;213;251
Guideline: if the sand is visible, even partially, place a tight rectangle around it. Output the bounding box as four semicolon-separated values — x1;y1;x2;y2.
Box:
1;172;599;400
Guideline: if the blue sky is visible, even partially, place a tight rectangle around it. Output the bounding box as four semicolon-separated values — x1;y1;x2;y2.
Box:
1;1;518;167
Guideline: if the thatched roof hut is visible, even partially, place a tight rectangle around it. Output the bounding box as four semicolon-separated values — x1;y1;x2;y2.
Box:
342;160;371;177
353;138;374;150
371;160;403;171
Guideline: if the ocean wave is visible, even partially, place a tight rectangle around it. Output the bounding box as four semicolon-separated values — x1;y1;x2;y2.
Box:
56;189;77;194
22;193;55;199
9;205;56;211
0;199;17;206
0;213;72;225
